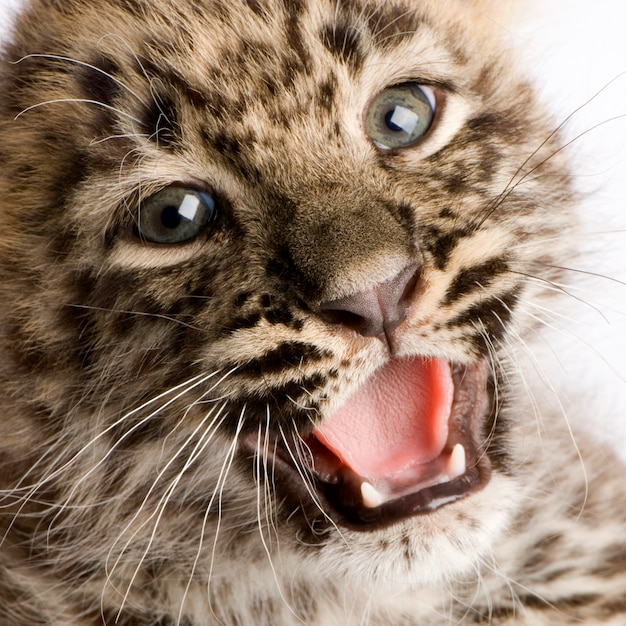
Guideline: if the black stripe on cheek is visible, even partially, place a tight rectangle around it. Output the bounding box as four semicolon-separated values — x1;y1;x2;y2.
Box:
227;374;326;431
447;287;521;342
443;257;509;306
238;342;330;377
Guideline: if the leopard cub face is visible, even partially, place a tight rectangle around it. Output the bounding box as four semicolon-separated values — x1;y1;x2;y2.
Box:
0;0;575;621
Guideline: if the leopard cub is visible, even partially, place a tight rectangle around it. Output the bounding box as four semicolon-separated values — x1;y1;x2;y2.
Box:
0;0;624;624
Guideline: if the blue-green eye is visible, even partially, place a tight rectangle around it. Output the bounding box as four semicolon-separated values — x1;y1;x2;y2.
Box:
136;187;217;244
365;84;436;150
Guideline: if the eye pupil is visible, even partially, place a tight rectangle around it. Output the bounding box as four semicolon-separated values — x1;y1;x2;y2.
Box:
384;109;402;132
161;204;183;229
384;106;420;135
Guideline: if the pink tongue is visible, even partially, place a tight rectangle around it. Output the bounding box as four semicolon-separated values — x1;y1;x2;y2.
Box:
314;358;454;482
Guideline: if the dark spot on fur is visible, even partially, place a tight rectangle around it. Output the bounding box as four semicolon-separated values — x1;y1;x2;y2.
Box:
212;131;242;161
43;138;90;211
519;592;601;611
265;243;318;300
316;73;337;112
107;0;145;19
423;226;470;270
244;0;265;17
592;544;626;577
234;291;252;308
264;307;295;326
231;374;324;429
601;598;626;614
443;173;469;195
140;56;213;115
368;4;424;49
278;0;305;17
143;90;180;149
203;128;261;181
467;111;521;142
522;533;563;572
227;312;262;333
73;53;121;110
284;9;311;73
320;21;364;71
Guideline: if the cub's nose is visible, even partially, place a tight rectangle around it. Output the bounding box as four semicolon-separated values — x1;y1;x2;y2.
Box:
317;263;421;339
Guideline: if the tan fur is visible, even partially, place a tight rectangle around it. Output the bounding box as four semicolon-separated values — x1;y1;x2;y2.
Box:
0;0;624;624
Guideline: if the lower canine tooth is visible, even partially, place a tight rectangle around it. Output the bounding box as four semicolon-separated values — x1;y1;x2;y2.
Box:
447;443;466;479
361;482;386;508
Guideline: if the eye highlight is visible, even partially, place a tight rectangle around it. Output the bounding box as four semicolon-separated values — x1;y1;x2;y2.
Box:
135;186;218;244
365;84;436;151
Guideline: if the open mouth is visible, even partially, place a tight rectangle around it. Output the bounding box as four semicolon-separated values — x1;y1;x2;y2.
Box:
245;357;494;530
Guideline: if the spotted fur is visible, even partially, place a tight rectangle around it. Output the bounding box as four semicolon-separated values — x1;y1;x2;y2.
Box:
0;0;624;624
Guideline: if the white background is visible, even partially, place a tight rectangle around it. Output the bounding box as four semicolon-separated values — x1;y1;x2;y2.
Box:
0;0;625;454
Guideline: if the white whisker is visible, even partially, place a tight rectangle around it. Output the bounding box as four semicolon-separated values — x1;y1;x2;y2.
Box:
15;98;143;124
13;54;149;105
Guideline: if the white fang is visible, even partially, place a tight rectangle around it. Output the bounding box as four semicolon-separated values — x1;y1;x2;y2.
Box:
446;444;466;480
361;481;386;508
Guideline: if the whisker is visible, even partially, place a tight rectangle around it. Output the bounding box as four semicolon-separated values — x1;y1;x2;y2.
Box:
64;303;206;332
279;425;348;544
489;293;592;518
508;268;610;322
2;370;222;499
476;72;626;229
528;262;626;288
15;98;143;125
250;411;304;623
203;408;246;624
89;132;150;146
107;403;229;585
12;54;149;106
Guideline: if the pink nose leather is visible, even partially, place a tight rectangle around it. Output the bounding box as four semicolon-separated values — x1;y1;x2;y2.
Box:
317;263;420;339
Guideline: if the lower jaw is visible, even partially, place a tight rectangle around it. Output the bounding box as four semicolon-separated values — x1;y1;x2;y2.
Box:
308;443;490;529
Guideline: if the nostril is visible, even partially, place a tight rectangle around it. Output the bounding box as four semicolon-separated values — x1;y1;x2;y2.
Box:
317;308;365;328
317;263;421;339
317;302;384;337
